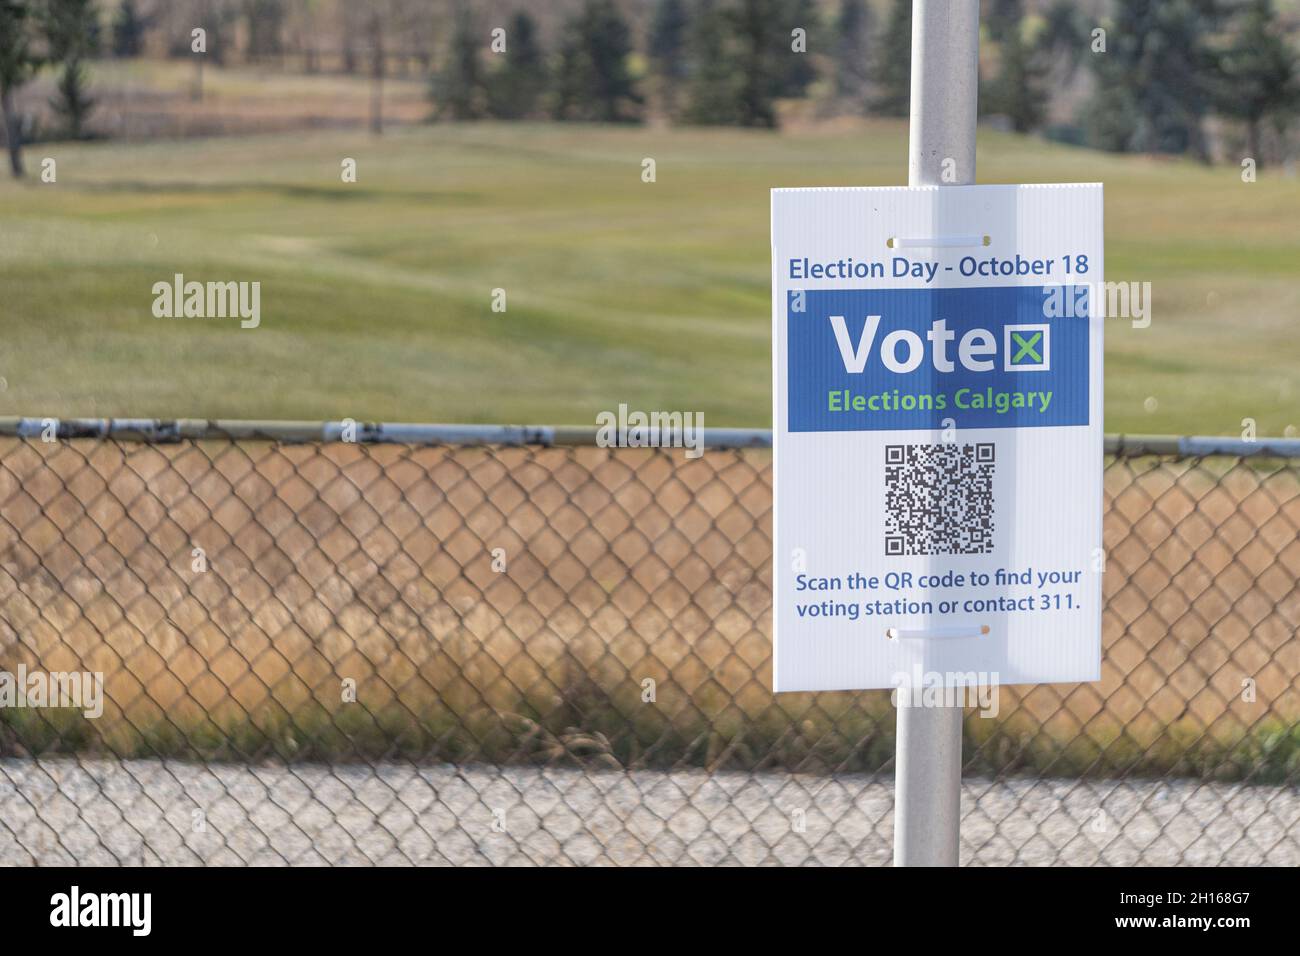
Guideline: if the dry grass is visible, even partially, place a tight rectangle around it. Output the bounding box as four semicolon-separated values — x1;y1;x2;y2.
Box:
16;59;431;140
1;438;1297;778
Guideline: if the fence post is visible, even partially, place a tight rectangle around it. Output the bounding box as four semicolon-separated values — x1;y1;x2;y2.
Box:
892;0;980;869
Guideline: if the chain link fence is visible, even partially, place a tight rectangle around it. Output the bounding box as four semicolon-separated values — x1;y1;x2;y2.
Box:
1;422;1297;865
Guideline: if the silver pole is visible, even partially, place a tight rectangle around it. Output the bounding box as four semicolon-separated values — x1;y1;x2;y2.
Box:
907;0;979;190
893;0;980;869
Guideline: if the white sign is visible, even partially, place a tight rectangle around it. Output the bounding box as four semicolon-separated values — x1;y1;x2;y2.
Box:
771;184;1103;692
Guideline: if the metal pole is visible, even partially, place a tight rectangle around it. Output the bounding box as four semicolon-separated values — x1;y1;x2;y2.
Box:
907;1;979;190
893;0;980;868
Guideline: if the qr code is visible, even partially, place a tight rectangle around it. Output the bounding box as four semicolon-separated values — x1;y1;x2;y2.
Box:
884;443;995;556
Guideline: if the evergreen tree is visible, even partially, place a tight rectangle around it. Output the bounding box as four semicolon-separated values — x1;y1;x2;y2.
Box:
985;0;1022;44
833;0;871;102
1081;77;1141;153
1040;0;1085;76
682;0;740;125
1215;0;1299;165
1084;0;1222;159
435;6;486;119
649;0;688;113
552;0;641;123
650;0;688;79
112;0;145;58
0;0;39;176
682;0;783;128
53;58;94;132
487;11;547;119
44;0;98;139
552;26;583;120
871;0;910;116
775;0;818;98
581;0;641;123
732;0;780;127
985;23;1048;132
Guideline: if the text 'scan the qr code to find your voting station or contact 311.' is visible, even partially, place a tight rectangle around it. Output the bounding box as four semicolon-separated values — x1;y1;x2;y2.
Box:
771;185;1104;693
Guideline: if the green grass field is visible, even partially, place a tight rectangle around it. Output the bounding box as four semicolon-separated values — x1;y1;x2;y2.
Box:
1;120;1296;435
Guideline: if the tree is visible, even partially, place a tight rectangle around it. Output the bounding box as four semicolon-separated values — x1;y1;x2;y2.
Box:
340;0;359;73
112;0;145;57
1040;0;1085;77
732;0;781;127
681;0;782;128
243;0;285;59
833;0;871;103
0;0;39;176
871;0;910;116
1084;0;1222;159
487;11;547;119
984;22;1048;132
775;0;818;98
649;0;688;113
367;10;383;134
44;0;98;139
984;0;1022;44
434;5;486;120
552;0;641;123
184;0;233;67
186;0;233;101
682;0;739;125
284;0;324;72
552;29;582;120
1215;0;1299;165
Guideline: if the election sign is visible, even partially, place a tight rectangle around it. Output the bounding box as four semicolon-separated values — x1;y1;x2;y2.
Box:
771;184;1103;692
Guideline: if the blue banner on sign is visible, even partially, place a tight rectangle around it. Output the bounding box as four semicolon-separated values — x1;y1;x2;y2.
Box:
787;286;1090;432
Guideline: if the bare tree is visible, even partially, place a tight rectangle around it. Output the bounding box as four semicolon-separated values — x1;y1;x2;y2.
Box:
369;10;384;134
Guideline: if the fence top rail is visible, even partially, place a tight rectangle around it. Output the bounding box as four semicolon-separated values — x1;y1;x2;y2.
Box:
0;417;1297;459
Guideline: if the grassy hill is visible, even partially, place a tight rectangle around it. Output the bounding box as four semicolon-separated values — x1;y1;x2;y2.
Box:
0;120;1296;436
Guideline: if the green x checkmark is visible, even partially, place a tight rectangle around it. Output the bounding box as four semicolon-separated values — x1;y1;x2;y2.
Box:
1011;331;1043;363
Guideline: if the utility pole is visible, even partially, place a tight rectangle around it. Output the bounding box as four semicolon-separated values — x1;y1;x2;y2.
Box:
893;0;981;868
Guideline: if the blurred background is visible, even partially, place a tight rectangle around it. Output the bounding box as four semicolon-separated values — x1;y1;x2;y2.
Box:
0;0;1295;436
